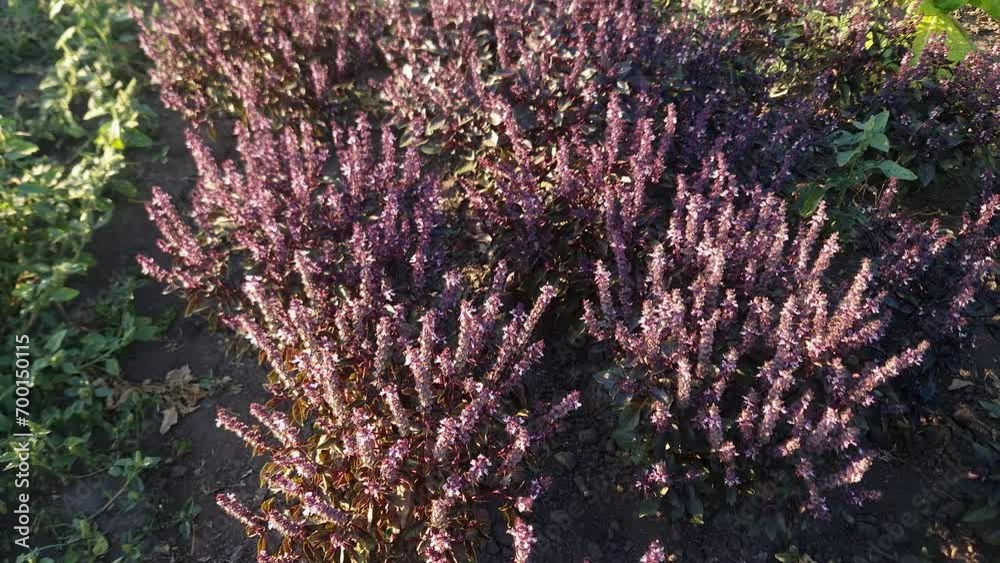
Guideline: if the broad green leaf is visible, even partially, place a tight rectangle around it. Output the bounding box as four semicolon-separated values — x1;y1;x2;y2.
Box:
870;133;890;152
917;162;936;187
92;532;109;556
944;19;974;61
877;161;917;180
593;367;624;392
55;27;77;50
836;150;856;167
986;528;1000;546
872;111;889;132
797;184;826;218
49;0;66;18
686;493;704;521
916;2;975;61
617;402;641;433
419;142;442;155
832;131;862;146
4;138;39;160
934;0;969;11
969;0;1000;18
123;129;154;148
46;328;68;352
454;160;477;176
16;183;47;196
51;287;80;302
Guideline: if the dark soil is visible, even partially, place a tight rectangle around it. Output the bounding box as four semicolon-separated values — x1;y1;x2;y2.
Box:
61;100;1000;563
64;101;269;562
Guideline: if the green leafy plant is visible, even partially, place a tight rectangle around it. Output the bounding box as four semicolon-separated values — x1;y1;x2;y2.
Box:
14;453;160;563
909;0;1000;62
1;278;161;478
174;497;201;542
102;452;161;515
1;1;168;561
799;110;916;216
0;0;55;67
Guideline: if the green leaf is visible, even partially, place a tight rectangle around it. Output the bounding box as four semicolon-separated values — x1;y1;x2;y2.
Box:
419;142;442;155
46;329;68;352
797;184;826;218
872;111;889;132
16;183;47;196
617;403;641;433
92;532;109;556
916;162;936;187
933;0;969;13
123;129;154;148
943;20;974;61
593;367;624;393
877;161;917;180
832;131;862;146
50;0;67;19
63;436;87;449
962;505;999;523
969;0;1000;19
55;27;77;50
985;528;1000;546
836;150;856;167
917;2;976;61
762;514;778;541
105;359;121;377
51;287;80;302
611;402;642;449
133;321;158;342
4;138;39;160
869;133;890;153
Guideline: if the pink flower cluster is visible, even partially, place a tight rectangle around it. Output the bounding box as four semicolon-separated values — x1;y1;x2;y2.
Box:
585;152;997;515
134;1;1000;561
132;0;379;122
136;89;581;560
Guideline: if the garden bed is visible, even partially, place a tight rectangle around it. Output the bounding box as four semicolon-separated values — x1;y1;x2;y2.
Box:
67;104;1000;562
5;1;1000;562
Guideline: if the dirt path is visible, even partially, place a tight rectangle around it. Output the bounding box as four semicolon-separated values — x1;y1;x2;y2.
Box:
69;102;268;562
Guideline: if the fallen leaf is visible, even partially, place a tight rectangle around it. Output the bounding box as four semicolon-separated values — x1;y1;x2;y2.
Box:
161;406;179;434
165;365;194;386
949;379;974;391
109;387;137;409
